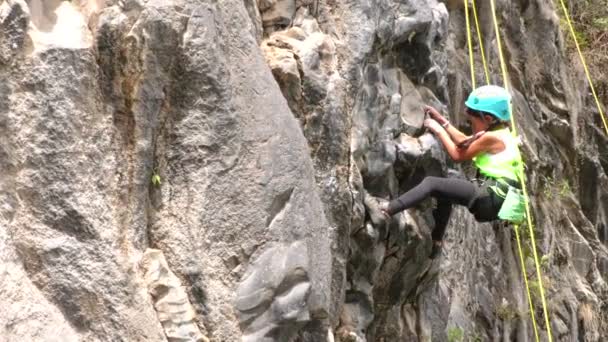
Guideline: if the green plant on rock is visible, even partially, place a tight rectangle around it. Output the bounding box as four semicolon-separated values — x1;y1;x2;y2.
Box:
593;17;608;29
447;327;464;342
539;176;570;199
151;169;161;186
558;0;608;99
541;175;554;199
559;179;570;197
497;302;518;321
470;331;483;342
517;217;545;256
528;279;541;308
540;254;550;269
528;274;553;311
560;17;589;49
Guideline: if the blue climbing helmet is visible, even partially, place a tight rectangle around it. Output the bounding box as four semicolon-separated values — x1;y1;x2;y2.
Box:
464;85;511;121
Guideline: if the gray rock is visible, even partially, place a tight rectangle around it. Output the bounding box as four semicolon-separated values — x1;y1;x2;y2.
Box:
0;0;29;65
1;0;607;341
236;241;311;341
141;249;209;342
0;227;80;341
261;0;296;31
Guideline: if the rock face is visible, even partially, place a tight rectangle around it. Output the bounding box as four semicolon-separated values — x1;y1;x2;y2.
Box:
235;241;312;342
0;0;606;341
141;249;208;342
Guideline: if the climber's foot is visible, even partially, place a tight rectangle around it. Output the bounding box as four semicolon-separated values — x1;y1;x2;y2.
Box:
363;193;390;226
378;201;391;219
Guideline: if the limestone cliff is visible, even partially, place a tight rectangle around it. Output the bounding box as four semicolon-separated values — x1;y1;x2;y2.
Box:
0;0;606;341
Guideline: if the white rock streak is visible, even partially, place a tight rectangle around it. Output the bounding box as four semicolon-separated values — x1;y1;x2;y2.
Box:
141;249;209;342
27;0;93;52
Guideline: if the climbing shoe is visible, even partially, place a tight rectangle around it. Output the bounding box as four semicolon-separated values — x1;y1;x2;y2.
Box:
363;193;390;226
378;201;390;219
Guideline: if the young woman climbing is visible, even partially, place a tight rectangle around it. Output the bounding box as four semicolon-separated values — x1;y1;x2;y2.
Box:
380;85;525;259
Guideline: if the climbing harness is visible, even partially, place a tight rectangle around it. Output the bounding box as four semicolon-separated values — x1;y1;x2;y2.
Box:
496;186;526;223
473;124;527;224
473;128;521;182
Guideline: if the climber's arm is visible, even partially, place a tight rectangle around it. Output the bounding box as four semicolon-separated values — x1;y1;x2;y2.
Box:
443;123;469;145
423;105;469;144
425;120;504;162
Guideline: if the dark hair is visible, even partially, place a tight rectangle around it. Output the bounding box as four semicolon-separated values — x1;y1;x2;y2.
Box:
459;107;510;149
465;107;508;130
465;107;482;117
465;107;490;120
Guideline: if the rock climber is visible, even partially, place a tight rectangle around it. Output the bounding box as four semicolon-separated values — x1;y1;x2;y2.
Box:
380;85;525;259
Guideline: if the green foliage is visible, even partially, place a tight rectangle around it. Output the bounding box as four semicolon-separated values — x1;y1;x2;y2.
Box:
151;170;161;186
447;327;464;342
541;175;554;200
497;302;518;321
592;17;608;29
559;180;570;197
528;279;542;311
539;176;570;199
540;254;550;269
518;222;537;249
560;17;589;49
558;0;608;98
527;274;553;311
470;332;483;342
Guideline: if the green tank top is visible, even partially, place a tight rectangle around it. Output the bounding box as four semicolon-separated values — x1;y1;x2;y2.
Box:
473;128;522;183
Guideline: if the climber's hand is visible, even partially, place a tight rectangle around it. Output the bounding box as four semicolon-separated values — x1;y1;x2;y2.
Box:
424;118;443;133
423;105;448;125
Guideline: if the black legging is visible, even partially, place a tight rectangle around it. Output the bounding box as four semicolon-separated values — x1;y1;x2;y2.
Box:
386;176;500;241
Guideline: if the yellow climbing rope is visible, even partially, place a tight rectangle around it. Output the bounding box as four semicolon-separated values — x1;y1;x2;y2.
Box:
464;0;476;89
464;0;607;340
464;0;491;88
488;0;554;341
471;0;491;84
463;1;541;339
556;0;608;136
513;225;541;341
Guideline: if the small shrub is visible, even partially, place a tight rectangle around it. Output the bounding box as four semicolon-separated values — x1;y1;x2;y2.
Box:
497;301;518;321
559;180;570;197
470;331;483;342
447;327;464;342
558;1;608;99
151;170;161;186
540;254;550;269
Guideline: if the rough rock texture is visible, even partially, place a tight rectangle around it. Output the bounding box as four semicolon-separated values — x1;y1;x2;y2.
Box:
235;241;312;341
141;249;209;342
1;0;607;341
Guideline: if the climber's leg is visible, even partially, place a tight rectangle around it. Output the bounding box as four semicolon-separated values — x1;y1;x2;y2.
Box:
386;176;479;259
386;176;478;215
431;198;452;242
